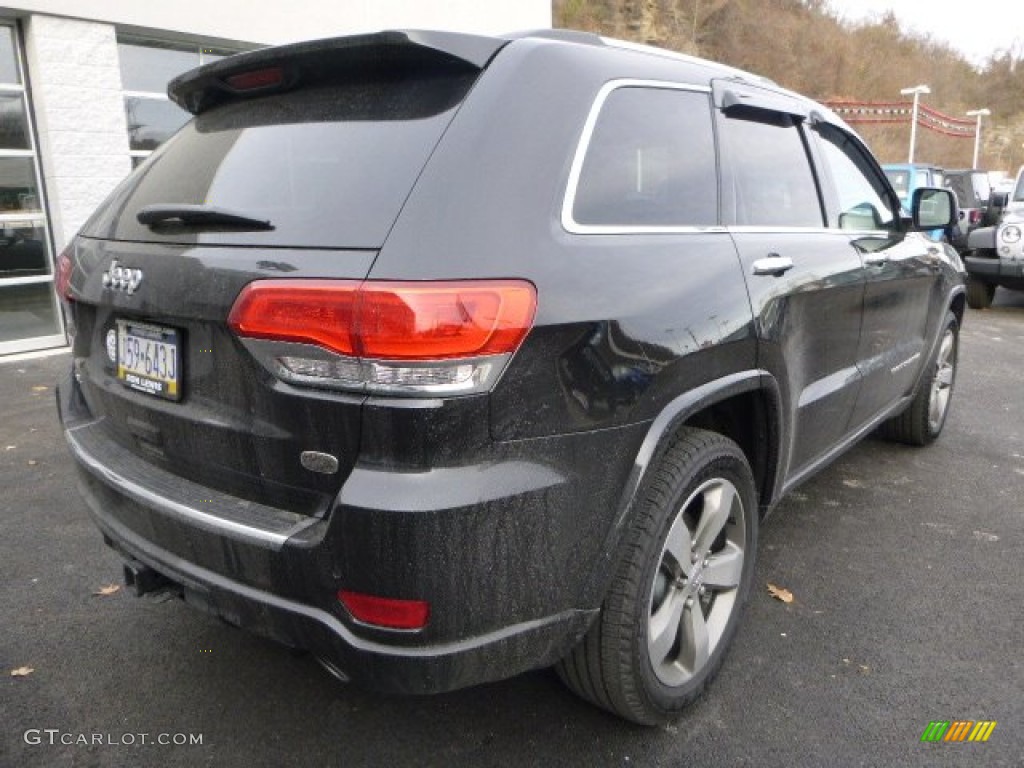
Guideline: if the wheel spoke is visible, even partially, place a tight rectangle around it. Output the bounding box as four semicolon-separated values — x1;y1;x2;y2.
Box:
648;589;686;664
938;332;954;366
680;599;710;673
662;514;695;576
701;542;743;590
694;481;736;553
929;330;955;428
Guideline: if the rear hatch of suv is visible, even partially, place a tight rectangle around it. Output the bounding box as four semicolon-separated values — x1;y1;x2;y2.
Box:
63;31;505;517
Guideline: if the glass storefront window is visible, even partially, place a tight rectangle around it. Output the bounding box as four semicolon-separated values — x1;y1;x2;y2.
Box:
0;282;60;344
0;157;42;213
0;92;29;149
0;23;63;355
119;36;247;166
0;26;19;85
0;222;50;278
118;38;198;94
124;96;190;151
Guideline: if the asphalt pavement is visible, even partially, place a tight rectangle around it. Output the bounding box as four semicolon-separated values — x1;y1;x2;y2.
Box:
2;291;1022;768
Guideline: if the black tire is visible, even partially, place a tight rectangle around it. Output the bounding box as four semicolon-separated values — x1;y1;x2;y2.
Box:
966;278;995;310
881;311;958;446
556;428;757;724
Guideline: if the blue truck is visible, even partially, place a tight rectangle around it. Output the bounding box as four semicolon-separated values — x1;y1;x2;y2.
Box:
883;163;947;241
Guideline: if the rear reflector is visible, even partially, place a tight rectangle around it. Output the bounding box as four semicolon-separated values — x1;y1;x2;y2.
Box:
224;67;285;91
338;590;430;630
229;279;536;360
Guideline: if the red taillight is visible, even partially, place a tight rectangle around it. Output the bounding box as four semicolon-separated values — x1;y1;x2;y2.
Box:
969;209;982;225
338;590;430;630
228;279;537;360
55;246;74;300
358;281;536;359
227;279;361;355
224;67;285;91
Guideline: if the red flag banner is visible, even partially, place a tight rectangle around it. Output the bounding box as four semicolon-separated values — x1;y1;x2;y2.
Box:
823;100;975;138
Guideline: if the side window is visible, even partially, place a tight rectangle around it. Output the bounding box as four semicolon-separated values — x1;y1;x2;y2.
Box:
718;110;823;228
571;86;717;228
814;124;898;231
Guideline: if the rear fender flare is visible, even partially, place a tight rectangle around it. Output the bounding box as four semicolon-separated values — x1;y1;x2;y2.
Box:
578;370;785;609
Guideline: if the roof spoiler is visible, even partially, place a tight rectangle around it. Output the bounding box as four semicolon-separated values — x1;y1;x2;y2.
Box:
169;30;508;115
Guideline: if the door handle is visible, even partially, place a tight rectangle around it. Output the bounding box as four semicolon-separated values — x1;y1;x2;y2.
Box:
864;255;889;267
751;255;794;276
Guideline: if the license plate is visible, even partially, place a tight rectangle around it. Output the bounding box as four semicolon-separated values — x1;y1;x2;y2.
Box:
116;320;181;401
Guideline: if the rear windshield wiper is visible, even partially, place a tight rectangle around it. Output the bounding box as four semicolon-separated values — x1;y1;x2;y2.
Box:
137;204;274;231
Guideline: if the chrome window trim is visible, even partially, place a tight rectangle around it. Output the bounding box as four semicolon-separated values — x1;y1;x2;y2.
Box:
726;225;891;236
561;79;718;236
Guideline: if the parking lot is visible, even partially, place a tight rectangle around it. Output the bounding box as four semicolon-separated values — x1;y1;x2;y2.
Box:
2;291;1022;768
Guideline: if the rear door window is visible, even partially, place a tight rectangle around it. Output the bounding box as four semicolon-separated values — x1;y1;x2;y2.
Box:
566;85;718;230
717;109;823;228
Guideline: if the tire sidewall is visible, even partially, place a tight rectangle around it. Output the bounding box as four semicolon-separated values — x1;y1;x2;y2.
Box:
924;313;959;440
630;442;758;716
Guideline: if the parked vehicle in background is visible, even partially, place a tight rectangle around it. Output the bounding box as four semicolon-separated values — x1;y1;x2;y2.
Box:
56;28;965;725
965;165;1024;308
995;166;1024;217
883;163;945;207
883;163;946;240
943;169;994;253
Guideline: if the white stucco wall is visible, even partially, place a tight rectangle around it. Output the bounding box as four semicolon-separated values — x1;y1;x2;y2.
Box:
21;14;131;250
2;1;552;46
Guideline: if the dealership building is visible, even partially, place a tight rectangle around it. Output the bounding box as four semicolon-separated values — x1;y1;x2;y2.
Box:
0;1;551;356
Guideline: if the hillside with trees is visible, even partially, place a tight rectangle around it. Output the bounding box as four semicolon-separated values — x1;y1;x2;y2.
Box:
554;0;1024;175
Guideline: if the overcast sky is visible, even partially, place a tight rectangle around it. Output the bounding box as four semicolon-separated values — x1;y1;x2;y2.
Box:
829;0;1022;66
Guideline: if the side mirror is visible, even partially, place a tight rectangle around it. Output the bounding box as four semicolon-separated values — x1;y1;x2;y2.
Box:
911;187;957;232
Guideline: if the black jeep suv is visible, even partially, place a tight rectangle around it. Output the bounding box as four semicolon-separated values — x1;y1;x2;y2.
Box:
56;29;964;724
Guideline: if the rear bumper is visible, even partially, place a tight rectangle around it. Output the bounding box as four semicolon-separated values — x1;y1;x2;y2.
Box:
58;369;639;694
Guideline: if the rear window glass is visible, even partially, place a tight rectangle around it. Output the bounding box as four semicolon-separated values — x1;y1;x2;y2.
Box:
945;174;982;207
571;86;718;228
885;169;909;201
83;75;475;249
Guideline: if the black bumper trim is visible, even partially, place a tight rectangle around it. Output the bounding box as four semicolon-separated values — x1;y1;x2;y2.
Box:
88;494;589;663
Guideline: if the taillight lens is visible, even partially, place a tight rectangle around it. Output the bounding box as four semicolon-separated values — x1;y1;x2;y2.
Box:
227;280;361;355
338;590;430;631
55;245;74;301
969;209;982;225
228;279;537;396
